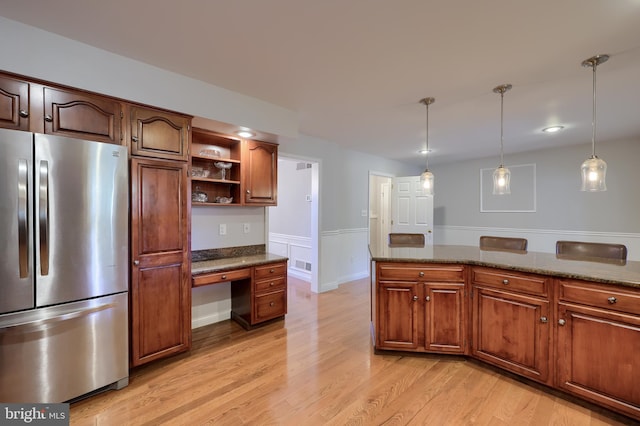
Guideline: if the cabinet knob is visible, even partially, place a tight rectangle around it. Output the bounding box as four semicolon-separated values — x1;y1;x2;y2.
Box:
540;316;548;323
558;319;566;326
246;190;251;194
221;275;227;280
19;109;29;118
418;271;424;277
270;302;275;307
132;136;139;143
425;296;431;302
270;269;275;273
412;295;418;301
270;282;275;286
44;114;53;122
502;279;509;285
607;296;617;304
133;260;139;266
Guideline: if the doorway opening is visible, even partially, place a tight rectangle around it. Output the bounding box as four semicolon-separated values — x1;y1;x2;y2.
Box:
368;171;393;255
267;155;320;293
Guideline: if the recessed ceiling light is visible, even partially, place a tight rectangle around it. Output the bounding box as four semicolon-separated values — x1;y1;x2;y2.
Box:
236;130;255;138
418;149;432;154
542;126;564;133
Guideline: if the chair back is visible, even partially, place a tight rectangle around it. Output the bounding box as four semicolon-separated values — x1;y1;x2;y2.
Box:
388;233;425;245
479;236;528;251
556;240;627;261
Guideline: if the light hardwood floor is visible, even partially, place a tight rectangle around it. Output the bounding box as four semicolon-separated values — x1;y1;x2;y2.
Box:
70;277;637;425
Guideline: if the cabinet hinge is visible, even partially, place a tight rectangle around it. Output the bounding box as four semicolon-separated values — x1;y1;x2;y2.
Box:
120;110;124;119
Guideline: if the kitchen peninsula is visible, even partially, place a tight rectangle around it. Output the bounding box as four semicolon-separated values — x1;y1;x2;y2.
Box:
369;244;640;421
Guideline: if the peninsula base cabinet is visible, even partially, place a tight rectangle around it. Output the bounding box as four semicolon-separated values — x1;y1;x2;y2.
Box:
375;263;466;354
556;279;640;420
471;267;552;384
373;262;640;422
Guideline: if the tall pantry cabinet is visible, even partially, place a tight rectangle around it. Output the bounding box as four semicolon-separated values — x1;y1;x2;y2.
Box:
129;105;192;366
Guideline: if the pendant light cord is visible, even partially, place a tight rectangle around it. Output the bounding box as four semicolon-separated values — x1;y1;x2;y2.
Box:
500;90;505;167
591;60;597;158
425;102;429;170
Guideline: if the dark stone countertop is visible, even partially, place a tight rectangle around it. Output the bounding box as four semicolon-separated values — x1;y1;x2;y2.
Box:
192;253;289;275
369;244;640;289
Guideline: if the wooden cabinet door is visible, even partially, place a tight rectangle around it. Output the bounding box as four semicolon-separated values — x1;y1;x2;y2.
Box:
130;158;190;366
242;140;277;205
43;86;122;144
472;287;551;383
0;74;29;131
557;303;640;419
130;106;190;161
377;281;419;350
424;283;466;353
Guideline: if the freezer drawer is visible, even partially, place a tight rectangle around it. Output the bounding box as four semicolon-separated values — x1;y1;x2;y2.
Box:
0;292;129;403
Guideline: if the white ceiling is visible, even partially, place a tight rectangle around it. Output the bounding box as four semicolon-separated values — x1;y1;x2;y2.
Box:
3;0;640;168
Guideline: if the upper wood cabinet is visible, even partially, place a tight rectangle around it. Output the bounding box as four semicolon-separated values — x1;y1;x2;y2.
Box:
0;74;30;131
43;87;123;144
242;140;277;206
130;105;190;161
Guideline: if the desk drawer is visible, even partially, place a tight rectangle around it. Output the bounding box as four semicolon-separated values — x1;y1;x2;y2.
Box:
472;267;548;296
255;276;286;293
254;290;286;322
192;268;251;287
378;263;465;282
558;280;640;315
254;262;286;280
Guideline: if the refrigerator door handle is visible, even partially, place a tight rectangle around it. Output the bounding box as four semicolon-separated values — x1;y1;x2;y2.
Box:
38;160;49;276
18;159;29;278
0;303;114;335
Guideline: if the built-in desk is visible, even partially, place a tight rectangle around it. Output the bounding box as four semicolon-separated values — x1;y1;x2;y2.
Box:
192;252;288;329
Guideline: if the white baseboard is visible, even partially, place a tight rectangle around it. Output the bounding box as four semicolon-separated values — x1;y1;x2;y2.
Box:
191;311;230;329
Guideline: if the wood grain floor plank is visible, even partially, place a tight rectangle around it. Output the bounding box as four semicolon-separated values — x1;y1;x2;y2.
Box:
69;277;636;425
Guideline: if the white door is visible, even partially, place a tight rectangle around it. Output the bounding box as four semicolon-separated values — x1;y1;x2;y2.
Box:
391;176;434;245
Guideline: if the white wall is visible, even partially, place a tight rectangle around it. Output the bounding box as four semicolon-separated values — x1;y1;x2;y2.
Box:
431;138;640;260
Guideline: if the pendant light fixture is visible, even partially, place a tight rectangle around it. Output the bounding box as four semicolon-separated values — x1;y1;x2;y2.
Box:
492;84;512;195
580;54;609;191
419;97;435;195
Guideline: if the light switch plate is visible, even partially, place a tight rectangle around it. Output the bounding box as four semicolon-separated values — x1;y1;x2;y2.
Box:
243;223;250;233
219;224;227;235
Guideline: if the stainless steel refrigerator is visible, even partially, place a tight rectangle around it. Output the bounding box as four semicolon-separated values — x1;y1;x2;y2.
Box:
0;128;129;403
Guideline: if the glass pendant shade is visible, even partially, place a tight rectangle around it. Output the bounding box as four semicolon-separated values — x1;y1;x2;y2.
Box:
420;169;434;195
492;165;511;195
580;156;607;191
